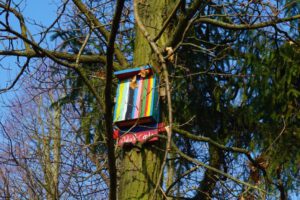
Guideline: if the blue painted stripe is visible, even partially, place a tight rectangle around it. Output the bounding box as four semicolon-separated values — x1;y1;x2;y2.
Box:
122;79;130;120
131;77;139;119
152;74;160;122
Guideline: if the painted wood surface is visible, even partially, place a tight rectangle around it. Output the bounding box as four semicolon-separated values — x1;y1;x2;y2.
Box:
114;65;152;79
113;66;159;127
114;123;165;145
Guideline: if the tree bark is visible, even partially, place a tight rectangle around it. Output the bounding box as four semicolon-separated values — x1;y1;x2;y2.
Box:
118;0;176;199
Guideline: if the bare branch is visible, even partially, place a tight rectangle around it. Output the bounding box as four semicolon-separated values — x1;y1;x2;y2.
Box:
1;22;107;111
165;0;203;48
71;0;129;68
0;58;30;94
105;0;126;199
0;21;77;69
195;14;300;30
75;28;93;67
0;49;115;66
0;2;31;50
172;143;266;193
166;164;201;195
173;126;272;186
38;0;69;45
173;126;251;155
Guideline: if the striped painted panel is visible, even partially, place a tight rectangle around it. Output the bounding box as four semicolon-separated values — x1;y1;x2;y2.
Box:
113;74;159;127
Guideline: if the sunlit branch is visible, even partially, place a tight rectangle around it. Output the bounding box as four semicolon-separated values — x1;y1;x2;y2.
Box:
0;49;114;66
195;14;300;30
172;143;266;193
71;0;129;68
0;2;31;50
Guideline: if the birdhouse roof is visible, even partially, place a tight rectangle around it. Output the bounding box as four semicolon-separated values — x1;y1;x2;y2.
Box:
114;65;153;80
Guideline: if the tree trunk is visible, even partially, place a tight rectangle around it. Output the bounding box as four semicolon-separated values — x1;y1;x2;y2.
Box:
40;96;61;200
52;103;61;200
118;0;176;199
118;144;164;199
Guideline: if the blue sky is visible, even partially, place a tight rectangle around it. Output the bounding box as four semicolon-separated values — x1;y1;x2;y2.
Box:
0;0;58;114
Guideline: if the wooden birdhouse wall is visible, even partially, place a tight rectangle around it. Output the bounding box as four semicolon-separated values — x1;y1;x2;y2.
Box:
113;66;160;128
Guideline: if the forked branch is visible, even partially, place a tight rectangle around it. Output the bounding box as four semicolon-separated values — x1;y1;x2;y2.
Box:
71;0;129;68
172;143;266;193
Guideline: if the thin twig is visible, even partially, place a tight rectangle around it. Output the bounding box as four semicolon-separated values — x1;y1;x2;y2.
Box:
264;118;286;154
172;143;267;193
0;58;30;94
72;0;129;68
75;28;92;67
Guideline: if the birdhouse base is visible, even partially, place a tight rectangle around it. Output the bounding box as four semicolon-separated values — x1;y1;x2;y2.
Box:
114;123;165;146
114;116;157;128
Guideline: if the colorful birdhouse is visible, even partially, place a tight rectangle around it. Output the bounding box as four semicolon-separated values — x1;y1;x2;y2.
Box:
113;65;160;128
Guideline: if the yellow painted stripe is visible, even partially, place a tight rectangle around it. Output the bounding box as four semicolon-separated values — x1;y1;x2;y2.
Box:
116;79;125;121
